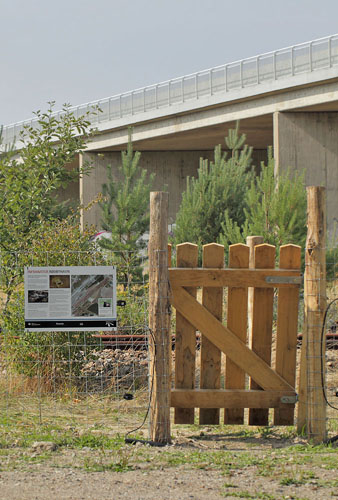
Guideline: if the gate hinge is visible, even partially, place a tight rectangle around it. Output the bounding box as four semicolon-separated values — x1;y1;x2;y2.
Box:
281;394;298;404
265;276;302;285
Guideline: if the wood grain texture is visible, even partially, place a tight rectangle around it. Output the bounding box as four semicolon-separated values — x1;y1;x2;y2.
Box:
246;236;264;347
249;244;275;426
302;187;327;443
199;243;224;425
171;389;296;409
224;244;249;424
149;192;171;444
169;268;300;288
171;285;293;391
174;243;198;424
168;244;172;268
274;245;301;425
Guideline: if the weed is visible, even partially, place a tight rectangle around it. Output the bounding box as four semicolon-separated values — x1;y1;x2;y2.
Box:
280;476;302;486
82;447;133;473
222;490;277;499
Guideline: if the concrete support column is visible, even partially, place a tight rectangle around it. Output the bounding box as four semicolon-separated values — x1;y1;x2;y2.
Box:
273;111;338;234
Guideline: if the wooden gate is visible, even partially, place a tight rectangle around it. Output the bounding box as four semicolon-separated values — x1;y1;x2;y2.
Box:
169;242;301;426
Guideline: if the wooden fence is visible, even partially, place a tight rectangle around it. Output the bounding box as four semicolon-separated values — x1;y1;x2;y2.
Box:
149;188;328;445
170;241;301;427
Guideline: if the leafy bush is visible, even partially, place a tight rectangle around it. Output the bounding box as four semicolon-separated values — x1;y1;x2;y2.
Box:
0;217;104;391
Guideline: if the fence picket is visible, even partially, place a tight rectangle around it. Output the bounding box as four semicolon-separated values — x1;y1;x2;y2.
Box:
224;244;250;424
174;243;198;424
199;243;224;425
274;244;301;425
249;244;276;426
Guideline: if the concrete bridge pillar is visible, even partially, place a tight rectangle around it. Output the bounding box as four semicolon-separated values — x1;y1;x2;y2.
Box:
274;111;338;234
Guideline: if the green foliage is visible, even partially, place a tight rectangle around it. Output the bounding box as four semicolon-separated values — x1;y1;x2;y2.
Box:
326;224;338;280
116;283;149;334
0;101;98;253
98;131;154;287
0;216;104;388
173;124;253;260
0;215;100;312
219;150;307;261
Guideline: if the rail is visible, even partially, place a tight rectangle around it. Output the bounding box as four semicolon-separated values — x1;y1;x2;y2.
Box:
2;34;338;147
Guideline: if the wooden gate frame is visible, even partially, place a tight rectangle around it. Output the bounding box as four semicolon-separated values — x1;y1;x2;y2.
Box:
169;243;302;425
148;190;328;443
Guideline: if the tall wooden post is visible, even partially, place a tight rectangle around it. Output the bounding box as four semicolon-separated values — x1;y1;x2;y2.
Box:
149;191;171;444
298;186;327;443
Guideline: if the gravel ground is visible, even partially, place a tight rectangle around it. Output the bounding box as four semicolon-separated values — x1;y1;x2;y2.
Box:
0;458;337;500
0;435;337;500
0;467;225;500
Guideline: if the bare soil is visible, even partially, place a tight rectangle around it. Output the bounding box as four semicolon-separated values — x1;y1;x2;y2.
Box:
0;427;338;500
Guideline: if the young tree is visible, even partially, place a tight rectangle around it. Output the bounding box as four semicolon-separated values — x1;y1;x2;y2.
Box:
0;102;97;253
98;132;155;287
173;125;254;258
219;150;307;259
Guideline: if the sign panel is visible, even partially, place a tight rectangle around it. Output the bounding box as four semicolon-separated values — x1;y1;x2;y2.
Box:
24;266;117;331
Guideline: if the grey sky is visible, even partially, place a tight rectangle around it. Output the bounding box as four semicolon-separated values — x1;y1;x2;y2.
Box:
1;0;337;125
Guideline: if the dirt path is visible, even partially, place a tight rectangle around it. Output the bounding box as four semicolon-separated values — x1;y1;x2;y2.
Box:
0;460;337;500
0;468;226;500
0;438;337;500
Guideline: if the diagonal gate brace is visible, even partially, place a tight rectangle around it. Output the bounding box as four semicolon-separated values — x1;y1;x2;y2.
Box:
171;285;294;393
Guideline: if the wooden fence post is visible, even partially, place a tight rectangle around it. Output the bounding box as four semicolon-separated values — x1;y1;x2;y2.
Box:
246;236;264;344
249;243;275;426
149;191;171;444
175;243;198;424
274;244;301;425
224;243;250;424
199;243;224;425
298;186;327;443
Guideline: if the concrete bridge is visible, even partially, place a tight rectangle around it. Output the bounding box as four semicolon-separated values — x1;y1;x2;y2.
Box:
3;34;338;231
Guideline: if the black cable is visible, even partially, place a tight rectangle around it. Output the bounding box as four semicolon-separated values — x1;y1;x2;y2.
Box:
320;298;338;411
320;298;338;445
124;328;167;447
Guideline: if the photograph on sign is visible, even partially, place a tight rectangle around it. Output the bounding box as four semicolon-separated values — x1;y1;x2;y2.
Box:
24;266;117;332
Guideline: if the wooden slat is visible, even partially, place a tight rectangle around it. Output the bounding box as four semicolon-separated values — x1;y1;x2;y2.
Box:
246;236;264;348
168;244;172;268
249;244;276;426
171;389;296;409
224;244;249;424
200;243;224;425
169;268;300;288
174;243;198;424
171;285;293;392
274;245;301;425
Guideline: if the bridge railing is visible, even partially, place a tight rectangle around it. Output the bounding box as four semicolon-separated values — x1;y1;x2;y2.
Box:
2;34;338;148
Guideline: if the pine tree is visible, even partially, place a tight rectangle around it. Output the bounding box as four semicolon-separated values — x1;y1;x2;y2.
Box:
173;125;253;259
219;150;307;261
98;132;154;287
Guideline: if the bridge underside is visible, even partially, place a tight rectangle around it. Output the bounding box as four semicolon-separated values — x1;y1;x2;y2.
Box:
60;79;338;234
79;113;274;228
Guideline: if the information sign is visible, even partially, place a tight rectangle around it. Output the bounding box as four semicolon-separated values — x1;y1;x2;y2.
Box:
24;266;117;331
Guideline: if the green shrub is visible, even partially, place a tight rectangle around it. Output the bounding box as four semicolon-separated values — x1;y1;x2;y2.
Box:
173;125;253;262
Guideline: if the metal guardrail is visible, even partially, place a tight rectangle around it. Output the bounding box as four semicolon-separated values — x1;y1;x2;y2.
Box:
2;34;338;147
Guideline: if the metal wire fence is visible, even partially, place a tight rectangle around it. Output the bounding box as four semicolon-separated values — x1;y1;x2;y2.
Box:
324;239;338;439
1;240;337;442
0;249;151;438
